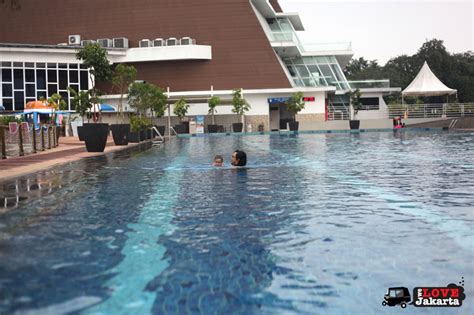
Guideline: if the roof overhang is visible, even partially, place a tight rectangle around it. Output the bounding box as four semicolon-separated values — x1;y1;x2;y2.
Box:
0;43;212;64
251;0;304;31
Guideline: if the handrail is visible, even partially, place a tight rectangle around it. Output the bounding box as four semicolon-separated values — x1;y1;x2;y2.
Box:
170;126;178;136
151;126;165;142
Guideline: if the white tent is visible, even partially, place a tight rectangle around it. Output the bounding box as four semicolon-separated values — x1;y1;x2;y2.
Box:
402;61;457;98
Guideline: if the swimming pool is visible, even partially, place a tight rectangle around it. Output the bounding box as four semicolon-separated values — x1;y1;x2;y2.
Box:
0;131;473;314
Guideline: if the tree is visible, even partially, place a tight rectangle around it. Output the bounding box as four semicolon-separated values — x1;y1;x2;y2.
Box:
347;89;363;120
74;43;111;122
231;88;250;123
287;92;305;118
68;88;101;123
128;82;166;117
112;64;137;123
208;96;220;125
173;97;189;122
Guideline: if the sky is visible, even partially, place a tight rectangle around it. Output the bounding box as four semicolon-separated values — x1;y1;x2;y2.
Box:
279;0;473;65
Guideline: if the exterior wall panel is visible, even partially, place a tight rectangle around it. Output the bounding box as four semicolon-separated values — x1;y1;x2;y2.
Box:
0;0;291;91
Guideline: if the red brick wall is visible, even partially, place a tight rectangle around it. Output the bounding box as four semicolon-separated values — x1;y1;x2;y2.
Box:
0;0;291;91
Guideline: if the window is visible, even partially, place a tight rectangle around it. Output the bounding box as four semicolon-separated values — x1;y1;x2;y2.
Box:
14;69;23;89
36;70;46;89
360;97;380;110
25;69;35;83
14;91;24;110
48;84;57;97
59;70;68;89
26;84;35;97
69;70;78;83
37;91;47;100
2;68;12;82
80;71;89;90
2;84;12;97
47;69;57;82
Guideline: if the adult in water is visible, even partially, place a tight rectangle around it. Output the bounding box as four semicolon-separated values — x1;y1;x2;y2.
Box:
231;150;247;166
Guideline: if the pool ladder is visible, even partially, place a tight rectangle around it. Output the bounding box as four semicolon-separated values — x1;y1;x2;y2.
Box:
151;127;165;146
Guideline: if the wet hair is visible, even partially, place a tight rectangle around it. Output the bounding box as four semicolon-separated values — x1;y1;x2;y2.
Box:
233;150;247;166
214;155;224;162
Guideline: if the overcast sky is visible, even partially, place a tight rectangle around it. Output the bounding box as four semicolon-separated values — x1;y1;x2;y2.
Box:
279;0;473;65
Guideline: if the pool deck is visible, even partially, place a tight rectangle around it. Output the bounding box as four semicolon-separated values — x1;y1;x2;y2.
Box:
0;137;148;181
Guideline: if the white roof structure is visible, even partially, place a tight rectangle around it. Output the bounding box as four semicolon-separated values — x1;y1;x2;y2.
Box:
402;61;457;96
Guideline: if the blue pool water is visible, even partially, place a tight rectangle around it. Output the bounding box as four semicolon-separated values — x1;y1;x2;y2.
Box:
0;131;473;314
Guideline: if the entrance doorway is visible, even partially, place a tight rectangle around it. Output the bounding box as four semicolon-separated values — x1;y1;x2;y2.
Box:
269;101;294;131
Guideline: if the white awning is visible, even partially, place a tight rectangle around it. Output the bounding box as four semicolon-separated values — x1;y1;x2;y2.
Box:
402;61;457;96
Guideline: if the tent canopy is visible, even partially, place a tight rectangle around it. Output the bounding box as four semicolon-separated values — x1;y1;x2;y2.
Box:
402;61;457;97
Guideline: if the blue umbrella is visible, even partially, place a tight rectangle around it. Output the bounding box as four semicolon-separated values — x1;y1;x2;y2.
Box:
0;105;5;112
100;104;116;112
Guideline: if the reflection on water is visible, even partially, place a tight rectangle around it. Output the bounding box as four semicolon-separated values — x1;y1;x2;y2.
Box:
0;132;473;314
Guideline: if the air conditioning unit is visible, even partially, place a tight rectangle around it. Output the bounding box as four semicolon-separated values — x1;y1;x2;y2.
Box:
113;37;129;49
153;38;165;47
81;39;96;46
97;38;113;48
68;35;81;45
180;37;195;45
166;37;178;46
139;39;151;48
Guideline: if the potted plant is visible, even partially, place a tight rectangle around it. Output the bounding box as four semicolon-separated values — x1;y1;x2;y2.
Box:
68;88;97;141
348;88;363;130
111;64;137;145
207;95;220;133
128;115;141;142
287;92;305;131
231;88;250;132
128;81;166;139
73;43;112;152
173;97;189;134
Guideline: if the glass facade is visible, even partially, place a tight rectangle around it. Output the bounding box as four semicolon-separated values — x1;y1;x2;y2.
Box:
282;56;351;90
0;62;89;111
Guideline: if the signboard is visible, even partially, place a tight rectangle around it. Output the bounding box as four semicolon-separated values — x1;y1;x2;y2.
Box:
196;115;204;134
303;96;315;102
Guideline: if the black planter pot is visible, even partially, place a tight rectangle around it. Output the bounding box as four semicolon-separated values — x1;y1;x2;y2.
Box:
288;121;299;131
110;124;130;146
207;124;218;133
82;123;109;152
129;131;140;143
77;126;85;141
349;120;360;130
154;125;165;137
232;123;243;133
174;124;186;134
139;130;146;141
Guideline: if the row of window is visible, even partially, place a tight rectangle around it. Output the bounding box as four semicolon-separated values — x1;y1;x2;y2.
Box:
283;56;350;90
0;63;89;111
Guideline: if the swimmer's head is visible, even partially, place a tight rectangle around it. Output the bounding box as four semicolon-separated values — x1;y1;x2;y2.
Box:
213;155;224;167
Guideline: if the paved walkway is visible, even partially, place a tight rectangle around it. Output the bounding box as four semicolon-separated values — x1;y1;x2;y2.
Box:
0;137;145;181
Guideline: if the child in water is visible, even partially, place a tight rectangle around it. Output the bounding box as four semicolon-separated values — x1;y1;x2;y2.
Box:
212;155;224;167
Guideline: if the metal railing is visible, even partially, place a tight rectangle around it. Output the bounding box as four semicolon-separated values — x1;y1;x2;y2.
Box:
387;103;474;119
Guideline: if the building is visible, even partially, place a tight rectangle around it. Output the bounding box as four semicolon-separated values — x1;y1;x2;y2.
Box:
0;0;399;131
